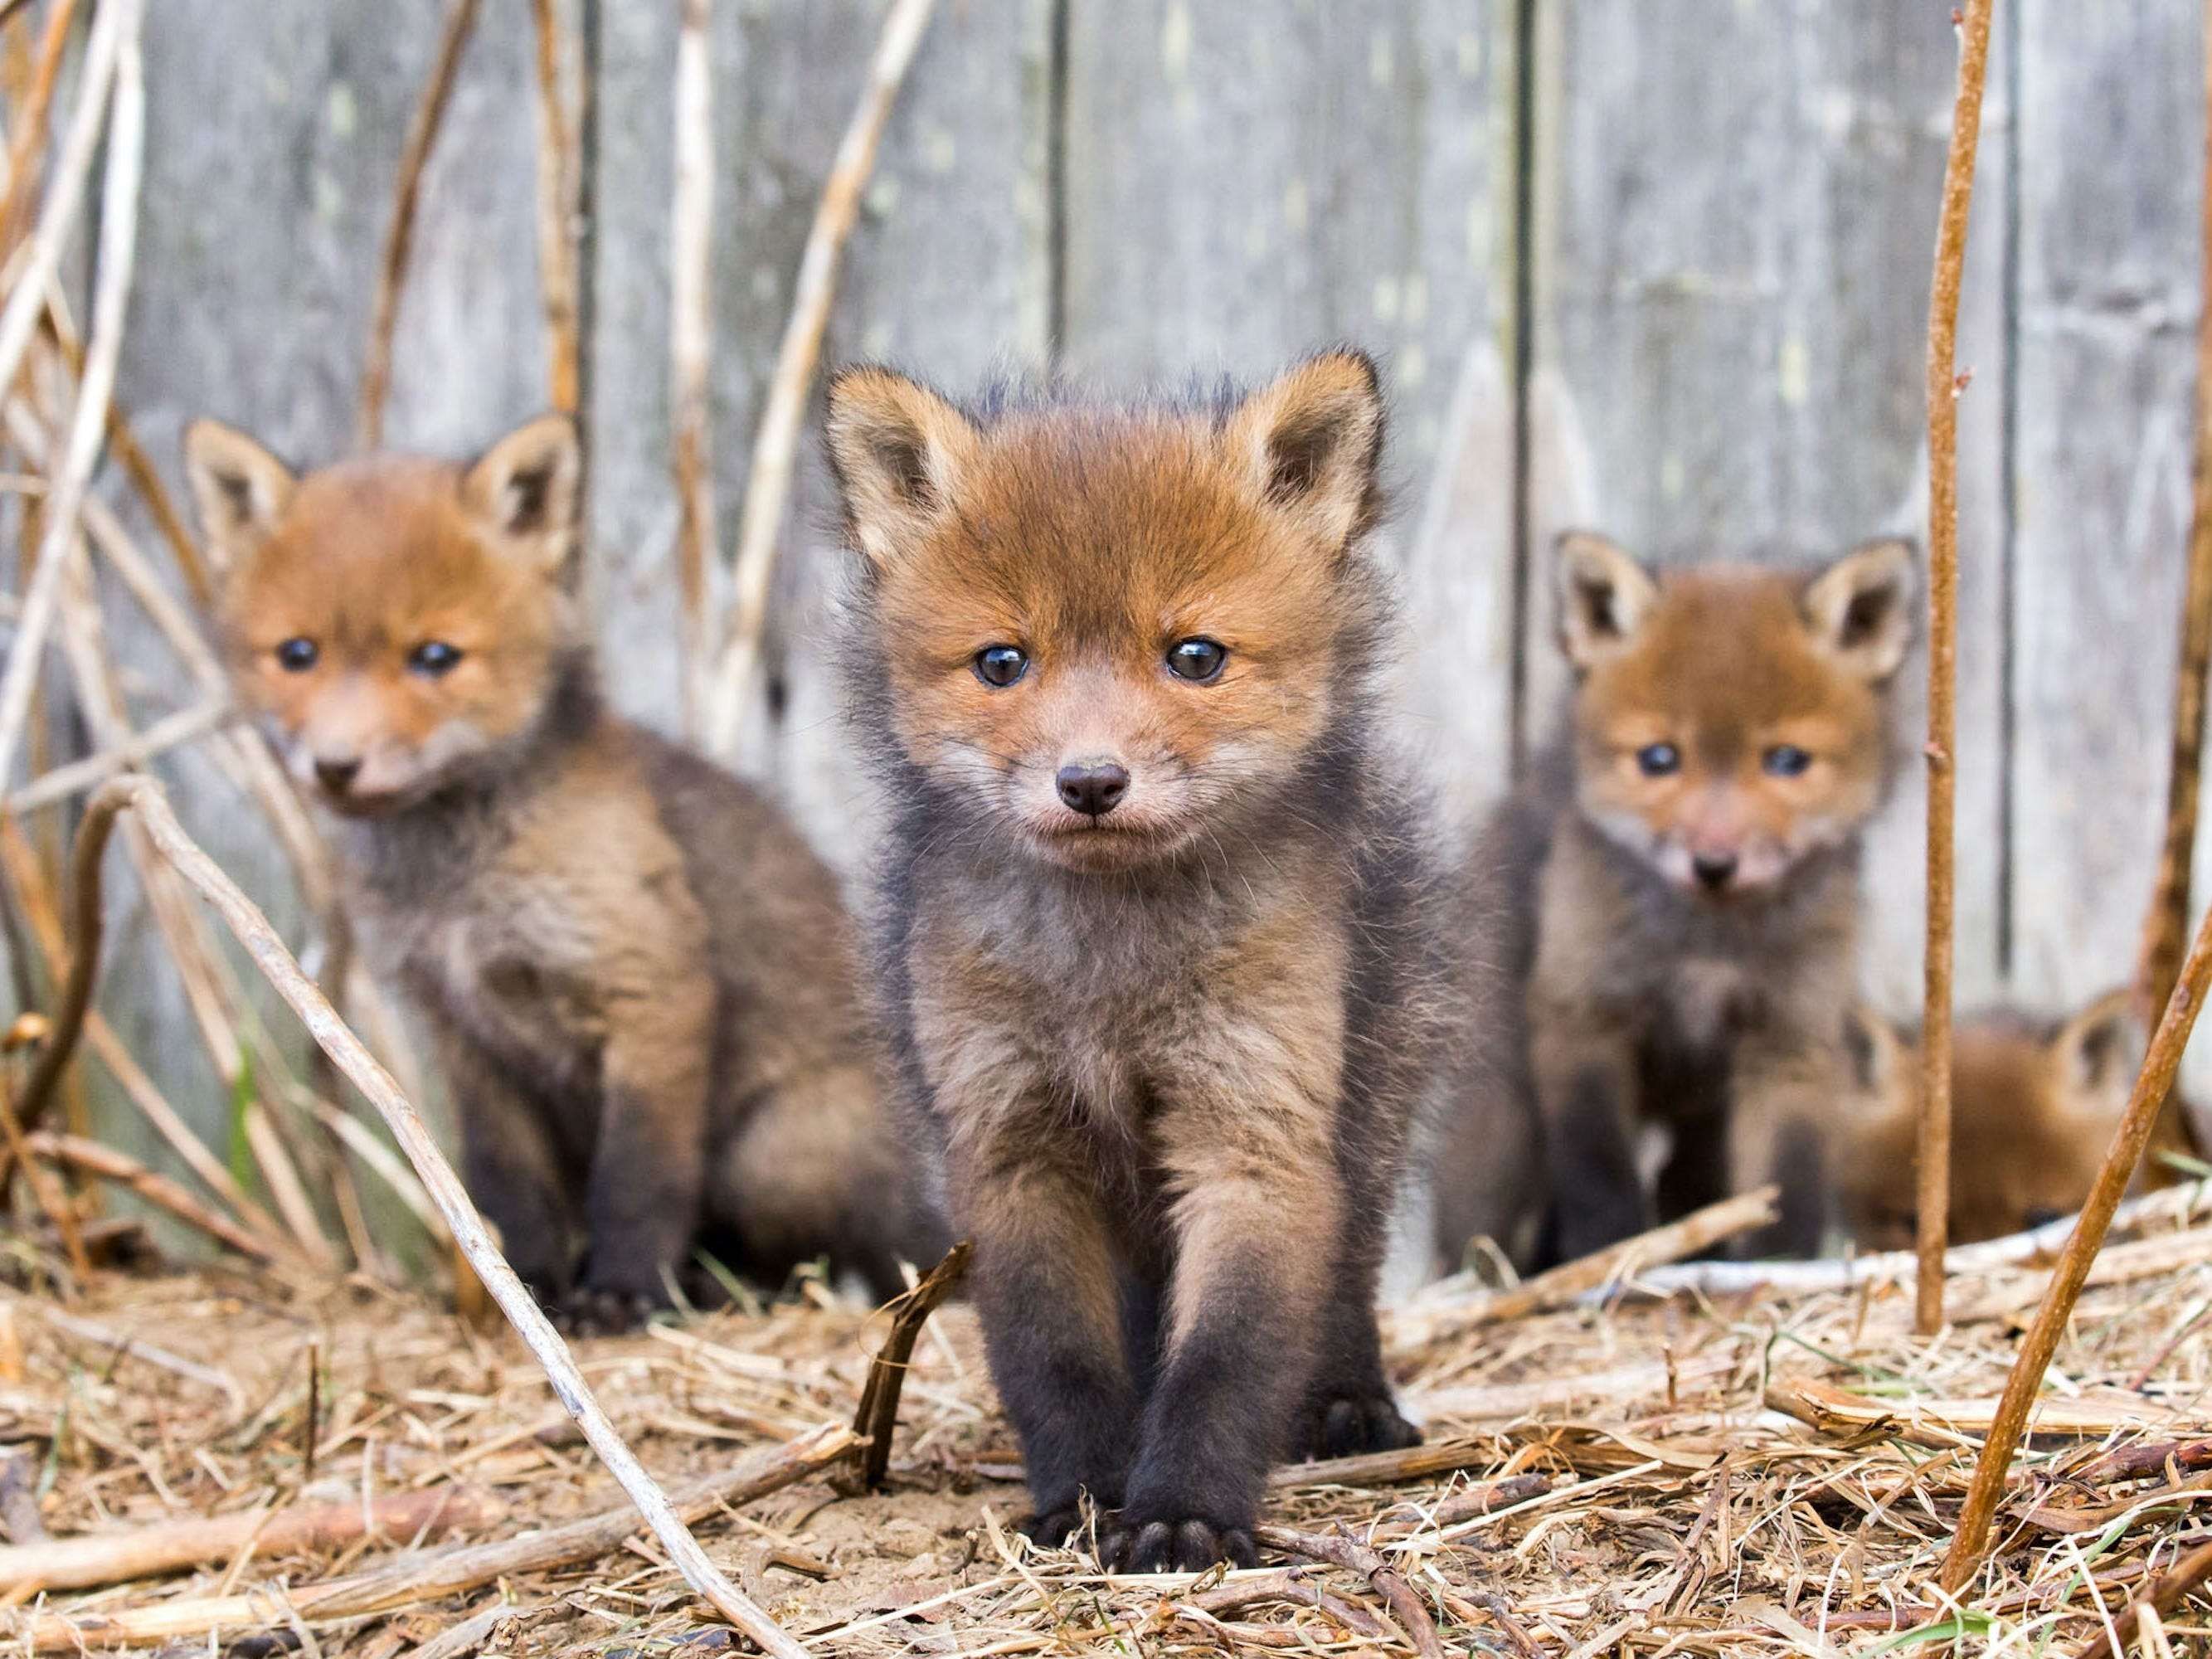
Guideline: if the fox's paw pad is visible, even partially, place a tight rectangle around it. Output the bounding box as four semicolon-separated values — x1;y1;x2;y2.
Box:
1100;1515;1257;1574
1017;1506;1088;1554
1297;1391;1422;1461
553;1286;659;1336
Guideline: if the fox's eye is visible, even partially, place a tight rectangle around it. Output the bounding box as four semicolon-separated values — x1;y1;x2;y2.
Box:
275;638;318;673
1635;742;1680;777
1165;637;1228;684
1763;744;1813;778
409;640;464;678
973;645;1028;688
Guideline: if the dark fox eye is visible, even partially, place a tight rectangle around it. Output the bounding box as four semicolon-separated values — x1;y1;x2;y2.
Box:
1764;744;1813;778
973;645;1028;688
275;637;318;673
409;640;464;677
1165;637;1228;683
1636;742;1680;777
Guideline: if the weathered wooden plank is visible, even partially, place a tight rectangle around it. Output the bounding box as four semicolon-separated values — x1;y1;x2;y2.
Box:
1060;2;1520;822
589;0;1051;870
2010;0;2209;1061
1524;0;2010;1013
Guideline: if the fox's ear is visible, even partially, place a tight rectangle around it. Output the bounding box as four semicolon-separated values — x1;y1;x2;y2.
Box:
824;367;978;568
2051;989;2145;1126
1220;350;1385;550
462;413;581;572
1803;537;1916;682
183;419;296;568
1554;531;1658;670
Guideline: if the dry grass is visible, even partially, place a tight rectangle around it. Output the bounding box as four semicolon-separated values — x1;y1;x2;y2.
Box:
3;1185;2212;1656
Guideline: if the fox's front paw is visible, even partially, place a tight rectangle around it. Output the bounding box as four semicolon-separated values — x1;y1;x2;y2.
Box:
553;1283;662;1336
1099;1511;1257;1574
1293;1388;1422;1461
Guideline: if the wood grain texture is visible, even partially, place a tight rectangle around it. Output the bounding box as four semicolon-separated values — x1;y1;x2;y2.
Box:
1524;0;2010;1014
2010;0;2206;1032
1061;0;1519;820
589;0;1049;870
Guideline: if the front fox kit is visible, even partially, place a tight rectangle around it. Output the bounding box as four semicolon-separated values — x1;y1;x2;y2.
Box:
829;353;1449;1572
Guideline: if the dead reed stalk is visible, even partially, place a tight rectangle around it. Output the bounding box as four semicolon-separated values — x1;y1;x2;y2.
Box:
704;0;937;756
669;0;715;735
357;0;479;450
22;1131;278;1265
853;1239;969;1490
1939;890;2212;1590
1916;0;1994;1338
527;0;581;417
0;0;136;794
30;776;808;1658
0;0;79;252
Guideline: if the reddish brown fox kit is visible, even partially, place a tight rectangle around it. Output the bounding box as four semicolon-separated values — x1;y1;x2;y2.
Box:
1838;994;2198;1248
185;412;943;1328
1451;531;1916;1266
828;353;1456;1572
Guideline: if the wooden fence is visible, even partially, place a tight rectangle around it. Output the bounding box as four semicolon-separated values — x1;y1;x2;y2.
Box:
41;0;2212;1165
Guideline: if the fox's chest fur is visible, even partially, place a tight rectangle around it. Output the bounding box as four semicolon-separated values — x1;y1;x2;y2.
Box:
901;842;1354;1176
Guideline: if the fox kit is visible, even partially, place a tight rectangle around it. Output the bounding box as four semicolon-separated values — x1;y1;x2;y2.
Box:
1461;532;1916;1265
185;413;942;1327
1838;994;2196;1248
828;353;1453;1572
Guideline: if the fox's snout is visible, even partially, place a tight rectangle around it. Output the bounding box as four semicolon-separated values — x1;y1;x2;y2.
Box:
314;755;363;795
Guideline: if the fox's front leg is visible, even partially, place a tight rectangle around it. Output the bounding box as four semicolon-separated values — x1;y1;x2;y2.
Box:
1107;1086;1341;1573
951;1141;1139;1550
1531;1000;1650;1261
1294;1126;1419;1460
568;979;714;1331
441;1029;577;1305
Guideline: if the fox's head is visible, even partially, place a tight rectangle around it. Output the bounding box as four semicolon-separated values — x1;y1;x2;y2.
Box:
1553;533;1915;900
1838;994;2145;1249
185;414;585;817
826;353;1389;874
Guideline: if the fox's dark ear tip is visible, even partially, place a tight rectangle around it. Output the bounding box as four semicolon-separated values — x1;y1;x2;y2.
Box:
1306;346;1382;395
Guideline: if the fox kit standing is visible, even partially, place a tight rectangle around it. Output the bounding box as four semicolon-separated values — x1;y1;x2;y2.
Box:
186;413;941;1326
829;353;1449;1571
1837;994;2197;1248
1465;533;1915;1263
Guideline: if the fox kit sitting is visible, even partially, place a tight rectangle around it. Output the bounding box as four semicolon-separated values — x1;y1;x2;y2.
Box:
1486;532;1915;1262
828;353;1452;1572
186;413;943;1327
1838;993;2198;1248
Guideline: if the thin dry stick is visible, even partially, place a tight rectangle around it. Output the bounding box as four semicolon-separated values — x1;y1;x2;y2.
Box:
2078;1538;2212;1659
357;0;479;449
7;1423;854;1652
705;0;937;754
0;0;135;794
852;1240;970;1490
1253;1525;1444;1659
668;0;715;735
0;1483;506;1596
23;1131;279;1264
1387;1185;1777;1351
33;778;809;1659
1939;899;2212;1590
1917;0;1994;1338
527;0;581;416
5;698;234;813
0;0;80;255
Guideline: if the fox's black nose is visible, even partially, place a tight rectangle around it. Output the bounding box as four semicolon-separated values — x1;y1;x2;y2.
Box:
314;757;363;794
1692;852;1738;890
1056;761;1130;818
